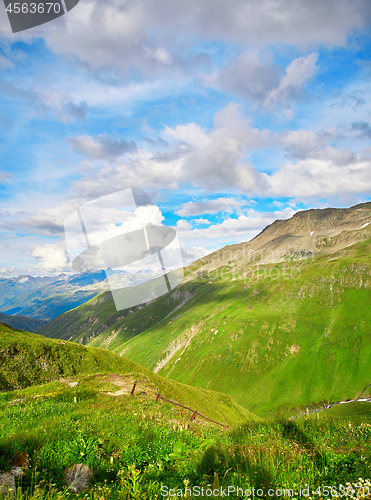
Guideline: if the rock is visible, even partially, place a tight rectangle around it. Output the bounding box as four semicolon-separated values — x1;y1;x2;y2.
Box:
10;452;29;478
0;472;15;499
64;464;93;493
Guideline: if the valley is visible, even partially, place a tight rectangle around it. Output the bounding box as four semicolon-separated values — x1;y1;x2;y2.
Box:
38;203;371;418
1;203;371;498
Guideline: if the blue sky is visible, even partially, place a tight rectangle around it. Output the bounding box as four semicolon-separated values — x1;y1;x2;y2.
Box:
0;0;370;276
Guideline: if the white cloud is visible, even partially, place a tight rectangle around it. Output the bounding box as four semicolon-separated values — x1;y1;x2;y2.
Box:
175;207;297;247
265;53;318;105
20;0;369;80
203;50;281;103
279;129;335;158
69;101;371;202
268;147;371;197
30;243;70;272
0;266;15;276
177;197;245;216
176;220;192;231
70;102;269;196
176;102;269;191
12;202;80;235
164;123;210;149
193;218;211;225
69;133;136;159
180;242;211;265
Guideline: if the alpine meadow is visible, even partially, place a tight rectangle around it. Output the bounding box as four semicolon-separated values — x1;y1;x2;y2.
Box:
1;0;371;498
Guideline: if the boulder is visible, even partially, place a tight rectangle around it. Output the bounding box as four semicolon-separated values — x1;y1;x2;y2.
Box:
0;472;15;499
64;464;93;493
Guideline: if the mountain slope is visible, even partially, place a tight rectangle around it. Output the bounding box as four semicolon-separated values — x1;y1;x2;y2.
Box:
0;322;259;427
36;203;371;417
120;239;371;417
0;312;47;332
37;285;196;345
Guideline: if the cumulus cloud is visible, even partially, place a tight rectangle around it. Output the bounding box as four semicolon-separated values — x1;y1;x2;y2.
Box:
30;242;70;272
176;207;297;247
34;0;370;80
70;102;269;197
0;266;15;276
174;102;269;191
268;147;371;197
69;101;371;202
176;197;245;216
176;220;192;231
180;242;211;265
280;129;335;158
203;50;281;103
12;203;80;235
69;133;136;159
0;80;89;123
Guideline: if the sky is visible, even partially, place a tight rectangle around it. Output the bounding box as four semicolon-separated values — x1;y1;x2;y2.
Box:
0;0;371;277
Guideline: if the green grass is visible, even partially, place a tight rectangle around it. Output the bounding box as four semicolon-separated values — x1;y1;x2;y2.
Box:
35;239;371;419
107;241;371;418
0;322;259;428
1;380;370;499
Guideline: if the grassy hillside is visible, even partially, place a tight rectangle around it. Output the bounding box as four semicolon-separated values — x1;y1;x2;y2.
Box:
0;322;258;428
1;378;370;498
35;204;371;418
38;241;371;419
37;286;196;346
116;239;371;417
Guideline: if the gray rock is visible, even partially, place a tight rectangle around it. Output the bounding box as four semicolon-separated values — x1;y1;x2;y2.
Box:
64;464;93;493
0;472;15;499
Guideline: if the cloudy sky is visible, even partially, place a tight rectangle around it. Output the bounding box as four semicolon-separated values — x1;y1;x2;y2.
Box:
0;0;371;276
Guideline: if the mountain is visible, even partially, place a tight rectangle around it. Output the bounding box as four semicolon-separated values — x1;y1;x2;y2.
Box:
0;322;259;427
0;312;47;332
0;270;109;321
0;268;162;321
0;274;60;308
36;203;371;417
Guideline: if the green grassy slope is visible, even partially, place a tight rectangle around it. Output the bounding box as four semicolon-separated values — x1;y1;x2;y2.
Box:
35;203;371;418
2;379;369;498
37;286;196;346
103;239;371;418
0;322;259;427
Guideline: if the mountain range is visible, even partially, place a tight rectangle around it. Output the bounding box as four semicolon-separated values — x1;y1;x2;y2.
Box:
37;202;371;418
0;268;164;321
